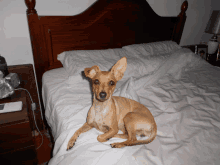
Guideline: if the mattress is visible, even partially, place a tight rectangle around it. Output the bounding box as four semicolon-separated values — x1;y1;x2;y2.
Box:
42;49;220;165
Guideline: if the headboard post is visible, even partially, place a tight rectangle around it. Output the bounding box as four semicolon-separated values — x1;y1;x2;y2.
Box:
172;0;188;44
25;0;48;113
25;0;37;14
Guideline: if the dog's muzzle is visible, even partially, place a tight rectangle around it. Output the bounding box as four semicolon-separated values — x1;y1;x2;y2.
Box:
99;92;107;99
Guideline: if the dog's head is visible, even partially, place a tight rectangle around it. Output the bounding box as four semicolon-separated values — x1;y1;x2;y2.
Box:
84;57;127;102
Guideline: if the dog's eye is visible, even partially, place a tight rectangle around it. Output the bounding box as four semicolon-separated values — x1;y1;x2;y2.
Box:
109;80;115;86
94;79;100;85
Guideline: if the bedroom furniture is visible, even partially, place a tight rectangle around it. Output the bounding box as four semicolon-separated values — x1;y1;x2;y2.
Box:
209;57;220;67
7;64;44;131
205;10;220;54
41;44;220;165
25;0;188;114
24;1;220;165
0;90;37;165
182;44;208;58
182;44;220;66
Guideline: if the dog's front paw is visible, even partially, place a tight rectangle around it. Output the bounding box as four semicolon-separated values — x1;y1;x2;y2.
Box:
97;134;108;142
67;139;76;151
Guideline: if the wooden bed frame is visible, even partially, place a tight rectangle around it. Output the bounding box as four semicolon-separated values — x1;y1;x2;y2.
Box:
24;0;188;114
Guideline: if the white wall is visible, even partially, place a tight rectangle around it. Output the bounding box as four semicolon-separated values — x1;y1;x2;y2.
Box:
0;0;97;66
0;0;219;66
147;0;184;16
181;0;212;45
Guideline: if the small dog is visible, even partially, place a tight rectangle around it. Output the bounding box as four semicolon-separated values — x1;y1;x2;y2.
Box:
67;57;157;150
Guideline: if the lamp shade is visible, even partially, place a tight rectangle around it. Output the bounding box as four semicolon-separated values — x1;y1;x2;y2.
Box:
205;10;220;34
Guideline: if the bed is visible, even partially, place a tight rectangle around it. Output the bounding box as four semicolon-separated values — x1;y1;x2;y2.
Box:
25;0;220;165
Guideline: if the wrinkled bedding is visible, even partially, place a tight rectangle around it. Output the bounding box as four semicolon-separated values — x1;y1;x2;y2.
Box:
42;48;220;165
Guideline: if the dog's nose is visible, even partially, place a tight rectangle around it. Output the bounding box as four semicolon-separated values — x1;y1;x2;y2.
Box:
99;92;107;99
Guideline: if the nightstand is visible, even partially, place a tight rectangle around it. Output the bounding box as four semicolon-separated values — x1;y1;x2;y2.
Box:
7;64;45;132
182;44;220;67
182;44;197;53
0;64;47;164
182;44;208;58
0;90;37;164
208;59;220;67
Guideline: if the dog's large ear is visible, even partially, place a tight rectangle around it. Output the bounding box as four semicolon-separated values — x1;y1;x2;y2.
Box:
111;57;127;81
84;65;100;79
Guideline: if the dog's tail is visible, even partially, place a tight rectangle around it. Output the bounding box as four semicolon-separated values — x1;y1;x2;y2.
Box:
128;125;157;146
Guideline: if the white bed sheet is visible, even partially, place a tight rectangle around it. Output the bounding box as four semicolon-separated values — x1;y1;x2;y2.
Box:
42;52;220;165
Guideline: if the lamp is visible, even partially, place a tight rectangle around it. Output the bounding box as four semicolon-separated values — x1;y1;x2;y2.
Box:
205;10;220;56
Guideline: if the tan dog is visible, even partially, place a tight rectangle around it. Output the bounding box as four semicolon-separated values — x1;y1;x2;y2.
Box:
67;57;157;150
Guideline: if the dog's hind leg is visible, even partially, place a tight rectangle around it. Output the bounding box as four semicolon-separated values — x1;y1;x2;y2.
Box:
111;111;156;148
112;125;128;139
111;112;138;148
111;112;156;148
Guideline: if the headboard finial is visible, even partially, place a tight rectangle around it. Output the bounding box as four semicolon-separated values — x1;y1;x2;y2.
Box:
179;0;188;16
25;0;37;14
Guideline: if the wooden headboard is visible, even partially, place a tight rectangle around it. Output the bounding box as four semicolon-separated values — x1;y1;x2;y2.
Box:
25;0;188;112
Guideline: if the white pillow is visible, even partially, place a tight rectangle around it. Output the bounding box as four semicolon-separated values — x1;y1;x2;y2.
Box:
57;47;173;83
58;48;148;79
122;40;181;56
57;49;120;76
113;48;148;79
113;48;171;79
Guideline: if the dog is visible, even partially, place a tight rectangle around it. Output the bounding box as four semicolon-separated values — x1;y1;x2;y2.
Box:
67;57;157;150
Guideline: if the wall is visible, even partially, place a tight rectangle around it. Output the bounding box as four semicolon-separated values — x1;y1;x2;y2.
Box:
181;0;212;45
0;0;219;66
0;0;97;66
200;0;220;43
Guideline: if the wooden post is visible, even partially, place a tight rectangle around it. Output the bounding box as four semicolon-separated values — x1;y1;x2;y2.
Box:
24;0;47;122
25;0;37;14
172;0;188;44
